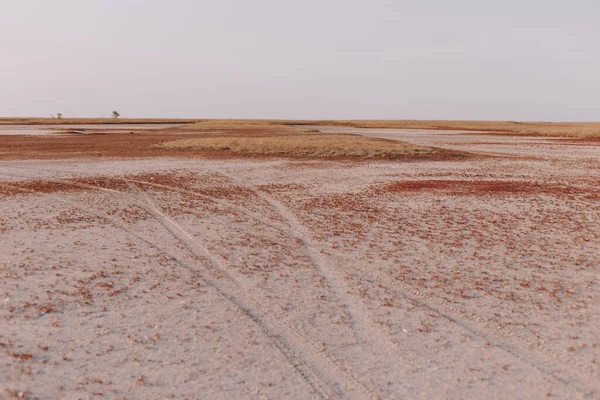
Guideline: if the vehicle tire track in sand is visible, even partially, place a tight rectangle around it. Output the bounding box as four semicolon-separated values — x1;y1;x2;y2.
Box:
217;174;409;358
134;170;411;363
6;166;595;396
0;167;379;398
217;172;597;397
0;179;371;400
123;179;376;399
335;234;600;396
0;165;291;236
1;166;596;393
125;178;292;236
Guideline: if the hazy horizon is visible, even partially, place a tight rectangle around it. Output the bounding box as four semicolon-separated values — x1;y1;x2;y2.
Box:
2;1;599;121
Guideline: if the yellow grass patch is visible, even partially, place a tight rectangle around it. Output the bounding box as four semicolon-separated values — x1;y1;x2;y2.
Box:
176;119;600;138
159;134;443;158
297;120;600;138
4;118;600;137
175;120;316;135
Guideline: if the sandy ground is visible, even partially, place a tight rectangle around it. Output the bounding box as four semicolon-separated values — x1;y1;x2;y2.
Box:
0;129;599;399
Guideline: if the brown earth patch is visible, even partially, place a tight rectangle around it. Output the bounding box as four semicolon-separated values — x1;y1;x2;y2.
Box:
257;183;306;193
126;172;254;201
127;172;199;187
3;175;598;202
0;180;79;196
0;123;469;162
0;176;129;197
0;131;252;161
376;179;599;198
300;193;378;215
0;172;251;202
193;185;255;201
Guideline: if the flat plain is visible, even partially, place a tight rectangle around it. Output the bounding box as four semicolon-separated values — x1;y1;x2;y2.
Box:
1;120;599;399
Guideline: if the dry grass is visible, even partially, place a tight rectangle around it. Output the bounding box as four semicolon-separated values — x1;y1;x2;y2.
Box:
147;119;600;138
176;119;320;135
177;119;600;138
159;134;448;158
4;118;600;137
292;120;600;138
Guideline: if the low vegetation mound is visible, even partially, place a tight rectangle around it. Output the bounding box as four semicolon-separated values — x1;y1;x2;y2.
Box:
0;119;467;160
158;134;449;159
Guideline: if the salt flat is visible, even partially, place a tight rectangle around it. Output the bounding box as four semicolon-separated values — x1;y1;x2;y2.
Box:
1;128;599;399
0;124;183;136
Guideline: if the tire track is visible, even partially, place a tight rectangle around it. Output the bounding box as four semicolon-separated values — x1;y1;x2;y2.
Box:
134;170;409;359
0;177;372;399
125;178;292;236
5;165;596;395
123;179;377;399
0;165;291;235
219;172;598;397
0;167;379;398
315;216;600;395
140;168;597;395
216;174;409;353
353;257;599;395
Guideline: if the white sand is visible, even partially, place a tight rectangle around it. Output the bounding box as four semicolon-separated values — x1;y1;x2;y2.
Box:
0;130;599;399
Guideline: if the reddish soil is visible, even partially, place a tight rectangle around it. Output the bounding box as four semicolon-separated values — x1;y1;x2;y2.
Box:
0;131;237;160
377;179;599;198
0;129;468;161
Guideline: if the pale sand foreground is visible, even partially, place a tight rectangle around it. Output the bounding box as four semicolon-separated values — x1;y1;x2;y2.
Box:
1;129;599;399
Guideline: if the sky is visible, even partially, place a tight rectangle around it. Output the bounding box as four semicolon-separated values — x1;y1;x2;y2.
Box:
1;0;599;121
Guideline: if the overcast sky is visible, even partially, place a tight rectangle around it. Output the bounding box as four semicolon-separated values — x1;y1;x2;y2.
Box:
1;0;599;120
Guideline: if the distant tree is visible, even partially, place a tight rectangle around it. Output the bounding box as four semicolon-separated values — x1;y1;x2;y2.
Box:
56;113;63;119
112;110;120;119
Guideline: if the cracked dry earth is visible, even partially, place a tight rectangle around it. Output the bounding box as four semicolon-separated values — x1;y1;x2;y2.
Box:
1;129;599;399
